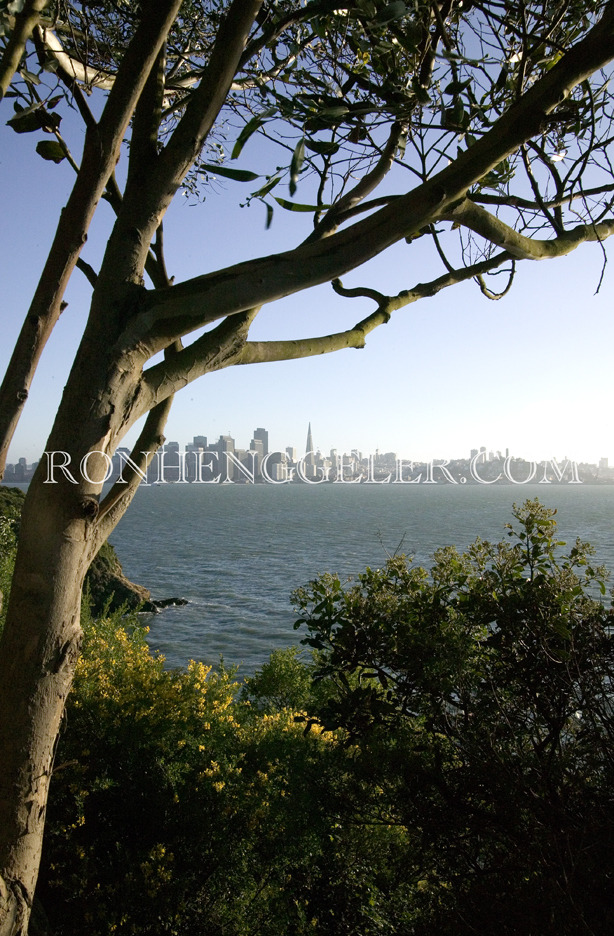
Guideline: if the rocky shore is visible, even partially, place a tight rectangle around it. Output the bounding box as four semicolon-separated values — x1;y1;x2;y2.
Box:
0;486;187;616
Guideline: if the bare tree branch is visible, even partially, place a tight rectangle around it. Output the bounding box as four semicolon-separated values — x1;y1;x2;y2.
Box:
126;41;166;190
475;260;516;299
469;182;614;211
76;258;98;288
89;0;264;318
33;25;98;129
137;309;259;413
134;253;510;393
39;23;115;90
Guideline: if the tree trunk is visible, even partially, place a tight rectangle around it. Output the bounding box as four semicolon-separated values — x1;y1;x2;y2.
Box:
0;470;95;934
0;265;224;933
0;267;150;932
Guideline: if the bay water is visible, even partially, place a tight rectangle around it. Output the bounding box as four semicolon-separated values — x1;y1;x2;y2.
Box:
108;484;614;674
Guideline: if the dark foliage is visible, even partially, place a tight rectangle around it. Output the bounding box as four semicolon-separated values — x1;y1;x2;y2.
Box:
295;499;614;935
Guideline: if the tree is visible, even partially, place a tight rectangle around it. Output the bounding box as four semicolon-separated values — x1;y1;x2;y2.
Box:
294;499;614;934
2;0;614;930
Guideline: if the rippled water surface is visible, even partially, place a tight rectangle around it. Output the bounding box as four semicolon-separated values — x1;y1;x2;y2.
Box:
108;484;614;673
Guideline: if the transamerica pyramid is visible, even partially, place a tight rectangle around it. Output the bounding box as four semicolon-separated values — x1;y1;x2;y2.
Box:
305;423;315;465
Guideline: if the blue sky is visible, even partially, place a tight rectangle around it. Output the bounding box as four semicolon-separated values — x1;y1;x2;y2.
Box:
1;100;614;466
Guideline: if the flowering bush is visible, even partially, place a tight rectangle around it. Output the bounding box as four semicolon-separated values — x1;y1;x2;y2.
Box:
38;604;407;935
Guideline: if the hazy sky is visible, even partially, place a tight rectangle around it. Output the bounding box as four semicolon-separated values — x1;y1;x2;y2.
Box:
2;99;613;467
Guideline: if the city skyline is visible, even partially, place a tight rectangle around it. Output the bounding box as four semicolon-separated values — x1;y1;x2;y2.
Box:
3;424;611;486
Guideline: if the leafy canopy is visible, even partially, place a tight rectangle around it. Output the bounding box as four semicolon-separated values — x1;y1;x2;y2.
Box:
5;0;614;241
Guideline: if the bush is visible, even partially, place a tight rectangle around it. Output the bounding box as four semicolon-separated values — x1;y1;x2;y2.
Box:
26;498;614;934
39;605;408;935
241;646;316;712
294;499;614;935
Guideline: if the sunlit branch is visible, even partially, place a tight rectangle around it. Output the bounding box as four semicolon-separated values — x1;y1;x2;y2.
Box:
96;395;174;538
475;260;516;299
470;181;614;212
32;25;96;129
40;23;115;89
444;198;614;259
137;309;259;414
326;194;400;223
239;251;513;366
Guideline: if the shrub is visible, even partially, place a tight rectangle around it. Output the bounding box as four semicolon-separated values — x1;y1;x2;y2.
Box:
294;499;614;935
40;605;408;935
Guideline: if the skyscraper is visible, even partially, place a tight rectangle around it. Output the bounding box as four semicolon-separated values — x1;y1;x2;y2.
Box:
305;423;314;455
219;434;235;481
305;423;316;470
253;428;268;457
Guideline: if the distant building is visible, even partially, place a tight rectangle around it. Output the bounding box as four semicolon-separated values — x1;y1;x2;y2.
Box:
271;460;286;482
253;428;268;457
249;438;264;478
219;434;235;481
305;423;316;467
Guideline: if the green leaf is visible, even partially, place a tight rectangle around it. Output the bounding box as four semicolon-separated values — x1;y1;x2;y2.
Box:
411;78;431;105
398;21;422;50
305;139;340;156
444;79;472;96
375;1;407;23
273;197;330;212
265;202;274;229
289;137;305;197
7;105;44;133
231;108;275;160
7;102;60;134
20;68;41;86
251;174;282;198
199;163;260;182
35;140;66;163
320;105;350;118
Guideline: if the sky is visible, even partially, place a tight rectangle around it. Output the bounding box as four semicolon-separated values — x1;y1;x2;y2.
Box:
1;95;614;467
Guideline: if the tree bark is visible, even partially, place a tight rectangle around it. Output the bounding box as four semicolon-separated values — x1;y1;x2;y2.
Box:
0;471;97;934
